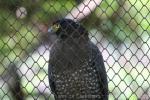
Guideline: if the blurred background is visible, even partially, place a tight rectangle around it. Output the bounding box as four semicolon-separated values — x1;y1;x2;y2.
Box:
0;0;150;100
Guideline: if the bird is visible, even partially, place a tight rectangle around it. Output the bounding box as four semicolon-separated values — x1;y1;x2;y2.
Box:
48;18;108;100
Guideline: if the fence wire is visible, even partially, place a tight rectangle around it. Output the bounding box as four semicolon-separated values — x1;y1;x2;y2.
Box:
0;0;150;100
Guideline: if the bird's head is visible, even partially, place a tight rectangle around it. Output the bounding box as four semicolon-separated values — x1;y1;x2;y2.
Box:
48;19;88;40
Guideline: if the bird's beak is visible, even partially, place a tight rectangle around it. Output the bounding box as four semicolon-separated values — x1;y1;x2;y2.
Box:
47;27;56;36
48;27;53;33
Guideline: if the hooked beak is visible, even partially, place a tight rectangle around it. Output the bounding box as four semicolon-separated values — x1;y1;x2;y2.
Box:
47;27;56;36
48;27;53;33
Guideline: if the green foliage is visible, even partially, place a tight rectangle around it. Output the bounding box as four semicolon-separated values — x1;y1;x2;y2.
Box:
0;0;20;10
0;10;14;35
0;0;76;64
32;0;76;22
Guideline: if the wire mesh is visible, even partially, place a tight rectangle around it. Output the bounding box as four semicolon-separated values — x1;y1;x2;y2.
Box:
0;0;150;100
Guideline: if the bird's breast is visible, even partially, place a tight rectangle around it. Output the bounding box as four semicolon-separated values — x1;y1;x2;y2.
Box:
53;62;101;97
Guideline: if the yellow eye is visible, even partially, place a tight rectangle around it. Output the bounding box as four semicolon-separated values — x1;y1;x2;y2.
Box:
52;24;60;32
55;24;60;29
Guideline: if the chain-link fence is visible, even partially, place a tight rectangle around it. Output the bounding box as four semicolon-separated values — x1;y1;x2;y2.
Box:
0;0;150;100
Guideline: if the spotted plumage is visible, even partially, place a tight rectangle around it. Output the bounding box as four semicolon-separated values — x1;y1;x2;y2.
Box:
48;19;108;100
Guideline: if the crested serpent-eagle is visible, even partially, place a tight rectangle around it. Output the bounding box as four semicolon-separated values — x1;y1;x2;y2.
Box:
48;19;108;100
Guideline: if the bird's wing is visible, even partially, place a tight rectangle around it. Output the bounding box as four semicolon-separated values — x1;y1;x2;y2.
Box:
48;64;56;94
89;41;108;98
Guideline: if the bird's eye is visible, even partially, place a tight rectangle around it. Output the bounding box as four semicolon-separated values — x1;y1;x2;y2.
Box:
54;24;60;29
52;24;60;32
